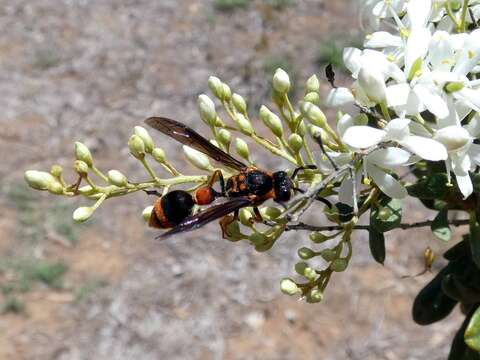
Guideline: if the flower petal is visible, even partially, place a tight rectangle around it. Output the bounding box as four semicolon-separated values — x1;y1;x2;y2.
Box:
366;162;408;199
468;143;480;165
343;47;362;77
342;126;386;149
325;87;355;108
407;0;432;29
384;118;411;141
400;136;448;161
366;148;411;167
412;84;449;119
386;83;411;107
454;173;473;199
364;31;403;48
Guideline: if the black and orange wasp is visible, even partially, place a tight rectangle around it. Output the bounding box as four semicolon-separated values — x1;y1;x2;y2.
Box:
144;117;316;239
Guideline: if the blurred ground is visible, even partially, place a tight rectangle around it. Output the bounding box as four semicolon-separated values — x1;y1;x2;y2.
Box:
0;1;465;359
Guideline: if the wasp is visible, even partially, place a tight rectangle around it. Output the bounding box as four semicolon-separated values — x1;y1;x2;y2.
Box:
144;117;316;239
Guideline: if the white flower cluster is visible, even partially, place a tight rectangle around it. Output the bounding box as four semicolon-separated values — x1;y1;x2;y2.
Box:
326;0;480;199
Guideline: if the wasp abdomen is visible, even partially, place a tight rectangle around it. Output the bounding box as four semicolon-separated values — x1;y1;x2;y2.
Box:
149;190;195;229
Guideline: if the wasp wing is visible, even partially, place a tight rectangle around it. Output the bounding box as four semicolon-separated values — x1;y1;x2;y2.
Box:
157;197;253;239
145;117;246;170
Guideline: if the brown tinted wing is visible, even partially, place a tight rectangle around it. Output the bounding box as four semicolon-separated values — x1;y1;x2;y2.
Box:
145;117;246;170
157;197;253;239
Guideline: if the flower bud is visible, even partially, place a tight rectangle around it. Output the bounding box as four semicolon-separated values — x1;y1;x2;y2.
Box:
300;101;327;128
309;231;328;243
128;134;146;159
134;126;154;153
378;206;392;221
249;232;269;246
288;134;303;153
298;247;315;260
217;129;232;148
107;170;128;187
235;138;250;160
294;261;308;275
239;208;254;226
47;181;64;195
73;206;94;223
183;145;211;170
74;142;93;167
358;67;386;103
444;82;464;94
24;170;56;191
74;160;89;176
208;76;224;99
50;165;63;178
297;120;307;136
306;288;323;303
260;206;282;220
272;68;291;94
331;258;348;272
280;278;300;296
142;205;154;223
306;74;320;93
260;105;283;137
232;93;247;114
234;114;254;135
223;219;244;241
222;83;232;101
304;92;321;105
304;267;317;281
152;147;166;163
320;248;336;262
198;94;217;126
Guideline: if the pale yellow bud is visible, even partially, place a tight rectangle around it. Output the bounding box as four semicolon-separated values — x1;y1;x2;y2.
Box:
74;142;93;167
134;126;154;153
235;138;250;160
300;101;327;128
73;206;94;223
107;170;128;187
304;92;321;105
222;83;232;101
208;76;224;99
142;205;154;223
217;129;232;148
306;74;320;93
259;105;283;137
280;278;300;296
183;145;211;170
152;148;166;163
128;134;146;159
50;165;63;178
272;68;291;94
288;134;303;153
74;160;89;176
24;170;57;191
198;94;217;126
234;114;254;135
232;93;247;114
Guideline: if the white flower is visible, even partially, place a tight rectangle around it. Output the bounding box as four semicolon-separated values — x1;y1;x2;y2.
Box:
342;118;448;161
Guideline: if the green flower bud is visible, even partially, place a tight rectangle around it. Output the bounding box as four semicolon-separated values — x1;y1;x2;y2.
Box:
354;113;369;126
300;101;327;128
294;261;308;275
74;142;93;167
306;288;323;303
152;147;166;163
50;165;63;178
309;231;328;243
331;258;348;272
304;92;321;105
378;206;392;221
78;185;94;194
24;170;56;190
47;181;64;195
324;204;339;223
217;129;232;148
234;114;254;135
222;83;232;101
304;267;317;281
298;247;315;260
232;93;247;114
320;248;336;262
128;134;146;159
235;138;250;160
444;81;464;94
288;133;303;153
134;126;154;153
183;145;211;170
224;220;244;241
239;208;254;226
259;105;283;138
260;206;282;220
272;68;291;94
73;206;94;223
107;170;128;187
198;94;217;126
208;76;224;99
280;278;300;296
249;232;269;246
74;160;89;176
306;74;320;93
449;0;461;11
297;120;307;137
142;205;154;223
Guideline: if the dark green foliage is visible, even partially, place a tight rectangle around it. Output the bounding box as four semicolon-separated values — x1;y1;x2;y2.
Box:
368;227;385;265
431;208;452;241
370;197;402;233
214;0;249;11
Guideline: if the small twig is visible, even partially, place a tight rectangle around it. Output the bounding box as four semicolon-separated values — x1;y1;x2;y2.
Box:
285;218;470;232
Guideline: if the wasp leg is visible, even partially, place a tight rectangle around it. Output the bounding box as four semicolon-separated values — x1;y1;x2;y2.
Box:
291;165;317;180
252;206;263;223
220;209;239;239
208;169;226;196
143;189;162;197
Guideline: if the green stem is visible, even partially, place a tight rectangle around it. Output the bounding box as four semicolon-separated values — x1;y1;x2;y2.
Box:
460;0;469;32
140;157;159;181
379;101;391;121
91;166;109;182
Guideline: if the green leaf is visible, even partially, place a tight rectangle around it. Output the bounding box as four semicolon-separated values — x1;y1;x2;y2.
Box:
368;227;385;265
444;239;470;261
442;274;480;304
370;197;402;233
465;306;480;352
470;221;480;269
407;173;449;199
431;208;452;241
449;307;480;360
